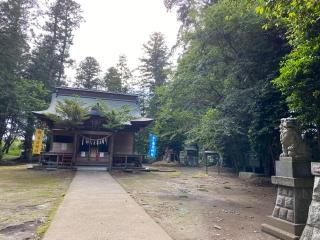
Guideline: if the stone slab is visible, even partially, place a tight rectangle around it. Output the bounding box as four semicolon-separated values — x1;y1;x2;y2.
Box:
262;216;305;240
262;223;300;240
76;166;108;171
264;216;305;235
271;176;314;188
276;160;311;178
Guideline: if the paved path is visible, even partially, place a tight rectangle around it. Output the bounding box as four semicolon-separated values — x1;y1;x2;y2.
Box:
43;171;173;240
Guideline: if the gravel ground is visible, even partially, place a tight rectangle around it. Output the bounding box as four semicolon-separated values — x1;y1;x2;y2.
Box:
113;166;279;240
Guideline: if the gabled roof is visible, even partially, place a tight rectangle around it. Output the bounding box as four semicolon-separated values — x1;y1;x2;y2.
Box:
33;87;153;127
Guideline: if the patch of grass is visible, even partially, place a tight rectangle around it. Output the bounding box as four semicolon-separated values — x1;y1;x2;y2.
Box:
197;188;209;192
2;154;20;161
36;193;65;238
178;194;189;199
168;171;182;178
1;139;22;158
0;165;74;239
192;172;208;178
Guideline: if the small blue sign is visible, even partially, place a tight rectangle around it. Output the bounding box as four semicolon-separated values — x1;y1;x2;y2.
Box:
148;134;157;159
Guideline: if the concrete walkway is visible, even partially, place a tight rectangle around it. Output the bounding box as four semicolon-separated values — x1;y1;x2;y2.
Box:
43;171;172;240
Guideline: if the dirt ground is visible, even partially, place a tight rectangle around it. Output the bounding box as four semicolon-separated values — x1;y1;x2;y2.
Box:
0;165;74;240
113;166;279;240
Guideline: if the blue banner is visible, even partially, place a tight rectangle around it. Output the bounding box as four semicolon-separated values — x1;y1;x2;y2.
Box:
148;134;157;159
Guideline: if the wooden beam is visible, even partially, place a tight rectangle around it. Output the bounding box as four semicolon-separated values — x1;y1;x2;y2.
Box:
78;130;112;135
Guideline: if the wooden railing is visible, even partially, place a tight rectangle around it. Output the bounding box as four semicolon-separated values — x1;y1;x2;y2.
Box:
41;152;73;168
112;154;145;169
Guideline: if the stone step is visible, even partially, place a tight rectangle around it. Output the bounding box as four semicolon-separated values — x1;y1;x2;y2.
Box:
76;166;108;171
262;223;300;240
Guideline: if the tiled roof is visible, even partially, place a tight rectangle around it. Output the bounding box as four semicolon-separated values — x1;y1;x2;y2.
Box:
33;87;142;118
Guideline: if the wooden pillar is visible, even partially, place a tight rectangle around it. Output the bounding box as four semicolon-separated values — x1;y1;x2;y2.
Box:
109;134;114;171
72;132;78;167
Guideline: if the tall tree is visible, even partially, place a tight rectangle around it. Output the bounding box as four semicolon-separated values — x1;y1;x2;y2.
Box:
258;0;320;153
27;0;83;89
138;32;170;117
74;56;101;89
22;0;82;160
153;0;289;174
164;0;216;46
116;55;132;93
139;32;170;91
0;0;38;160
103;67;122;92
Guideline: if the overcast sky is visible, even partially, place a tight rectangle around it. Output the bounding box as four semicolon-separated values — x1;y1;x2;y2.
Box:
66;0;180;81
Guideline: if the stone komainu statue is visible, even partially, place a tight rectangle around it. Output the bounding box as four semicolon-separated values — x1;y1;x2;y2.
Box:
280;118;309;159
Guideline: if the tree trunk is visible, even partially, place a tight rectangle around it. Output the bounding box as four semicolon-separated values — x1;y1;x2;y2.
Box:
56;7;69;85
48;11;59;89
23;117;35;162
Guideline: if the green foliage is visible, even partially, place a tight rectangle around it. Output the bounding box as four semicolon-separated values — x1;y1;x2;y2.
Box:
74;56;102;89
154;0;289;174
139;32;170;90
0;0;83;161
258;0;320;46
116;55;133;93
47;97;89;127
189;109;250;170
27;0;83;89
46;99;133;131
0;79;48;160
153;86;197;156
273;39;320;128
137;32;170;120
103;67;122;92
6;139;22;156
258;0;320;151
164;0;216;44
91;102;134;130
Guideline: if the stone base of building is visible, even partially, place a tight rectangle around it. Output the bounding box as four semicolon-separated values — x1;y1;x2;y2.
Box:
262;216;304;240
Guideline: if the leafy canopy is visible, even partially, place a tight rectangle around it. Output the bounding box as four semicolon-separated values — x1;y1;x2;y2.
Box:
46;98;134;130
47;97;89;127
91;102;134;130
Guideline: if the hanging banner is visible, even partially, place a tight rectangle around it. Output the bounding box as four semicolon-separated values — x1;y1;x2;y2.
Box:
148;134;157;159
32;129;44;155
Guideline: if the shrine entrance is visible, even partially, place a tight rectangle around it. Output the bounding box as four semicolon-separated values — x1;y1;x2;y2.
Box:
76;131;112;165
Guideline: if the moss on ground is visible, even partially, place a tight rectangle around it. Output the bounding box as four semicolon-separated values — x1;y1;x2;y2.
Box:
0;165;74;239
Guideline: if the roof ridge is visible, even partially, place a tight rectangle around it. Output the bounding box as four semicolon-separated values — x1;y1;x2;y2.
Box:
56;87;139;97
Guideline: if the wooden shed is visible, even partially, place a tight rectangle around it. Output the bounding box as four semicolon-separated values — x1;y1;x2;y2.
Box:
33;87;152;170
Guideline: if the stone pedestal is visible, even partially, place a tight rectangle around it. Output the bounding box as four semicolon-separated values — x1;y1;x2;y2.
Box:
262;157;313;240
300;163;320;240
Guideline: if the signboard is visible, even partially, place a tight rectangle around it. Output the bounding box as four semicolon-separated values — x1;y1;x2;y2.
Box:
148;134;157;159
32;129;44;155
